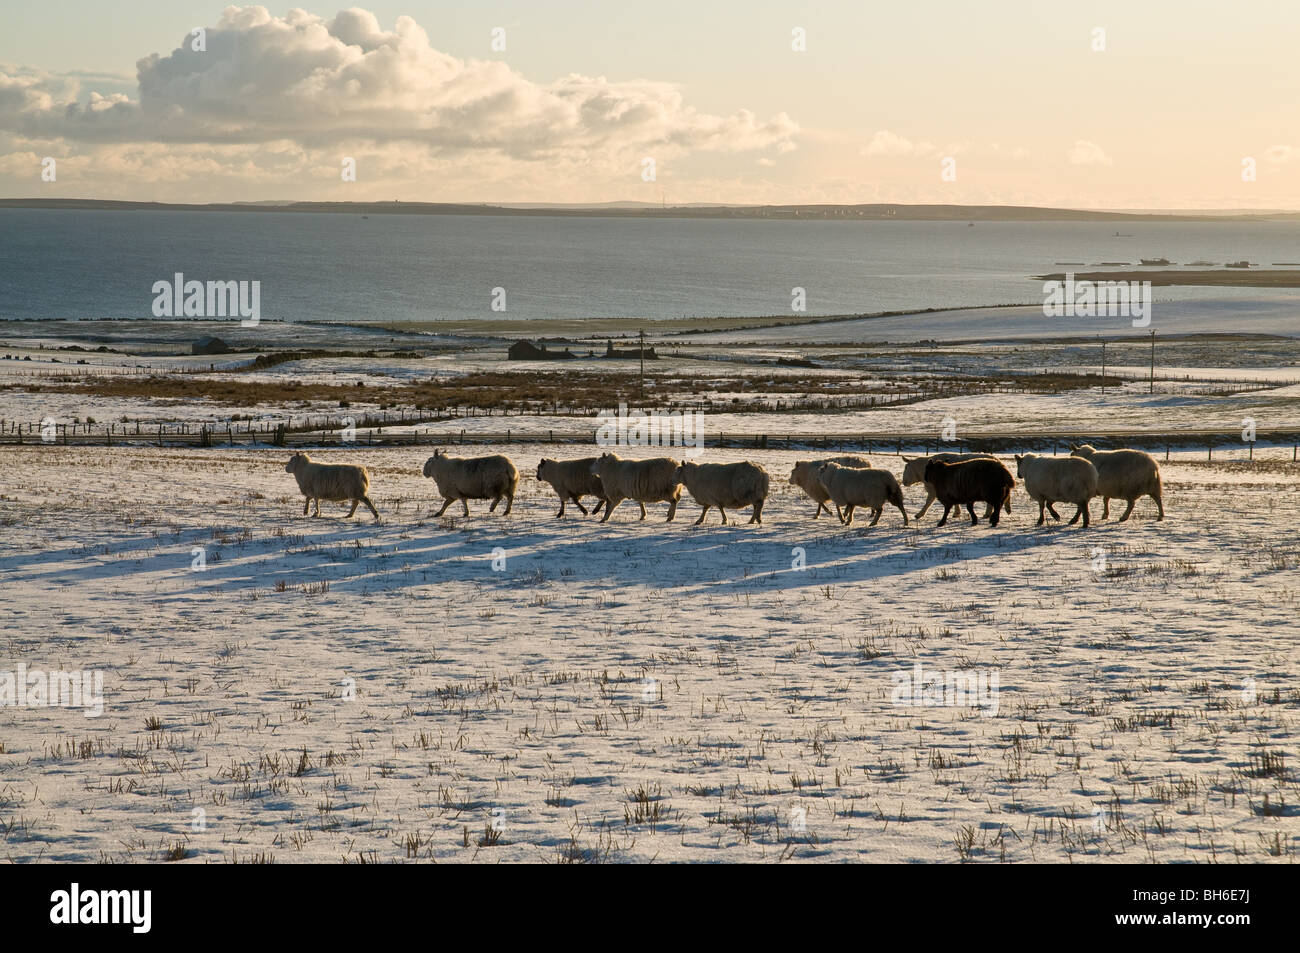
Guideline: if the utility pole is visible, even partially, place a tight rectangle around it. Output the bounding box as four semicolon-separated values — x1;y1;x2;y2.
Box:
639;328;645;402
1100;337;1106;390
1149;329;1156;394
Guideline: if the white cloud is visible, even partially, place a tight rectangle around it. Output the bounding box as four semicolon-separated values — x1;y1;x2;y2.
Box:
1067;140;1112;166
861;130;933;157
0;5;797;194
1263;145;1299;164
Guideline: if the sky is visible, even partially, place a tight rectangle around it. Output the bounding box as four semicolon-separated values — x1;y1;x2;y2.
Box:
1;1;1298;208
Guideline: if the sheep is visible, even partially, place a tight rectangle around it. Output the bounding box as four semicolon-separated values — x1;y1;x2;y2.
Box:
674;460;770;525
421;450;519;517
923;458;1015;527
589;452;682;522
788;455;871;520
816;462;909;527
1068;444;1165;521
901;453;1007;520
536;457;607;518
1014;453;1098;527
284;451;379;520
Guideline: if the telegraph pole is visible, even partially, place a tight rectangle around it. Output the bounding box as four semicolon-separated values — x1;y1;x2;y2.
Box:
1149;330;1156;394
639;328;645;402
1100;336;1106;390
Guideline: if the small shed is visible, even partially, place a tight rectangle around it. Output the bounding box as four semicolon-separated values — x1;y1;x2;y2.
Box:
508;340;574;361
192;336;231;356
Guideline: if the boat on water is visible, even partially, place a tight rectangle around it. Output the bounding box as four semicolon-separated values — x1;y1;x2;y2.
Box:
1095;261;1130;266
1186;260;1215;266
1225;261;1251;269
1140;257;1173;266
1113;232;1133;237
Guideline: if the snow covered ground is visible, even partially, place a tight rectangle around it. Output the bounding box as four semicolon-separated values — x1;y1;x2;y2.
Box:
681;295;1300;344
2;443;1297;863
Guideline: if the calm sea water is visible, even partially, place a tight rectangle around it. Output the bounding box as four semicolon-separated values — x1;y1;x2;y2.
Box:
1;209;1298;323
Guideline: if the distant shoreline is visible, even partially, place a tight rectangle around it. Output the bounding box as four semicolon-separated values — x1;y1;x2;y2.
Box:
1035;269;1300;288
4;197;1300;222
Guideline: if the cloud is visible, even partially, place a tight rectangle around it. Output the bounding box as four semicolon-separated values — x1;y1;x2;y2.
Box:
1263;145;1299;164
0;6;796;160
1067;140;1112;166
860;131;1029;162
0;5;797;199
861;130;934;158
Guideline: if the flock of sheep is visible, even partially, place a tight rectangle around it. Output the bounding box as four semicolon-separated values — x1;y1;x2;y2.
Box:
283;443;1165;528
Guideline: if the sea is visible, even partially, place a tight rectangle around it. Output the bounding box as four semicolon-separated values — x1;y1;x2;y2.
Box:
2;208;1299;325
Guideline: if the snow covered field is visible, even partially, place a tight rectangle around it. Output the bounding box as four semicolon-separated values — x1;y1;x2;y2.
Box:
2;443;1297;863
682;295;1300;344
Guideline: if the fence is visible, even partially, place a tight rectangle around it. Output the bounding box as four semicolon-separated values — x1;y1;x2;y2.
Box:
2;421;1296;461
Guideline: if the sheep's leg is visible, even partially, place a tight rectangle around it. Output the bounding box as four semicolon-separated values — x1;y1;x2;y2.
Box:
361;496;380;520
1069;502;1088;527
694;505;710;526
312;499;321;517
502;492;514;516
1036;499;1046;527
665;498;678;522
749;500;763;524
433;498;453;517
868;506;882;527
346;499;359;518
812;501;825;519
571;495;588;516
719;507;728;525
967;503;979;526
1117;498;1137;522
600;497;623;523
489;495;500;513
835;503;846;522
895;501;909;526
303;497;310;516
556;495;566;518
936;504;950;527
1046;502;1061;520
915;490;935;520
1153;492;1165;521
842;504;855;525
461;499;471;517
591;497;607;517
1101;497;1111;519
638;501;648;520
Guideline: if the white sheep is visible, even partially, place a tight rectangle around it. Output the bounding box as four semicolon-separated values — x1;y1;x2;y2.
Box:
536;457;607;518
901;453;1006;520
817;462;909;527
422;450;519;517
788;455;871;520
674;460;770;525
284;451;379;520
1014;453;1099;527
589;452;682;522
1069;444;1165;521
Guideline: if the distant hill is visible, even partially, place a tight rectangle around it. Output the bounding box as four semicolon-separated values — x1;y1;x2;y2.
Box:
2;197;1297;222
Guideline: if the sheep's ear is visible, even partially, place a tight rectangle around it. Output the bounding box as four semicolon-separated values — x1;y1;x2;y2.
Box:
902;456;914;463
1068;443;1078;450
1014;454;1022;462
